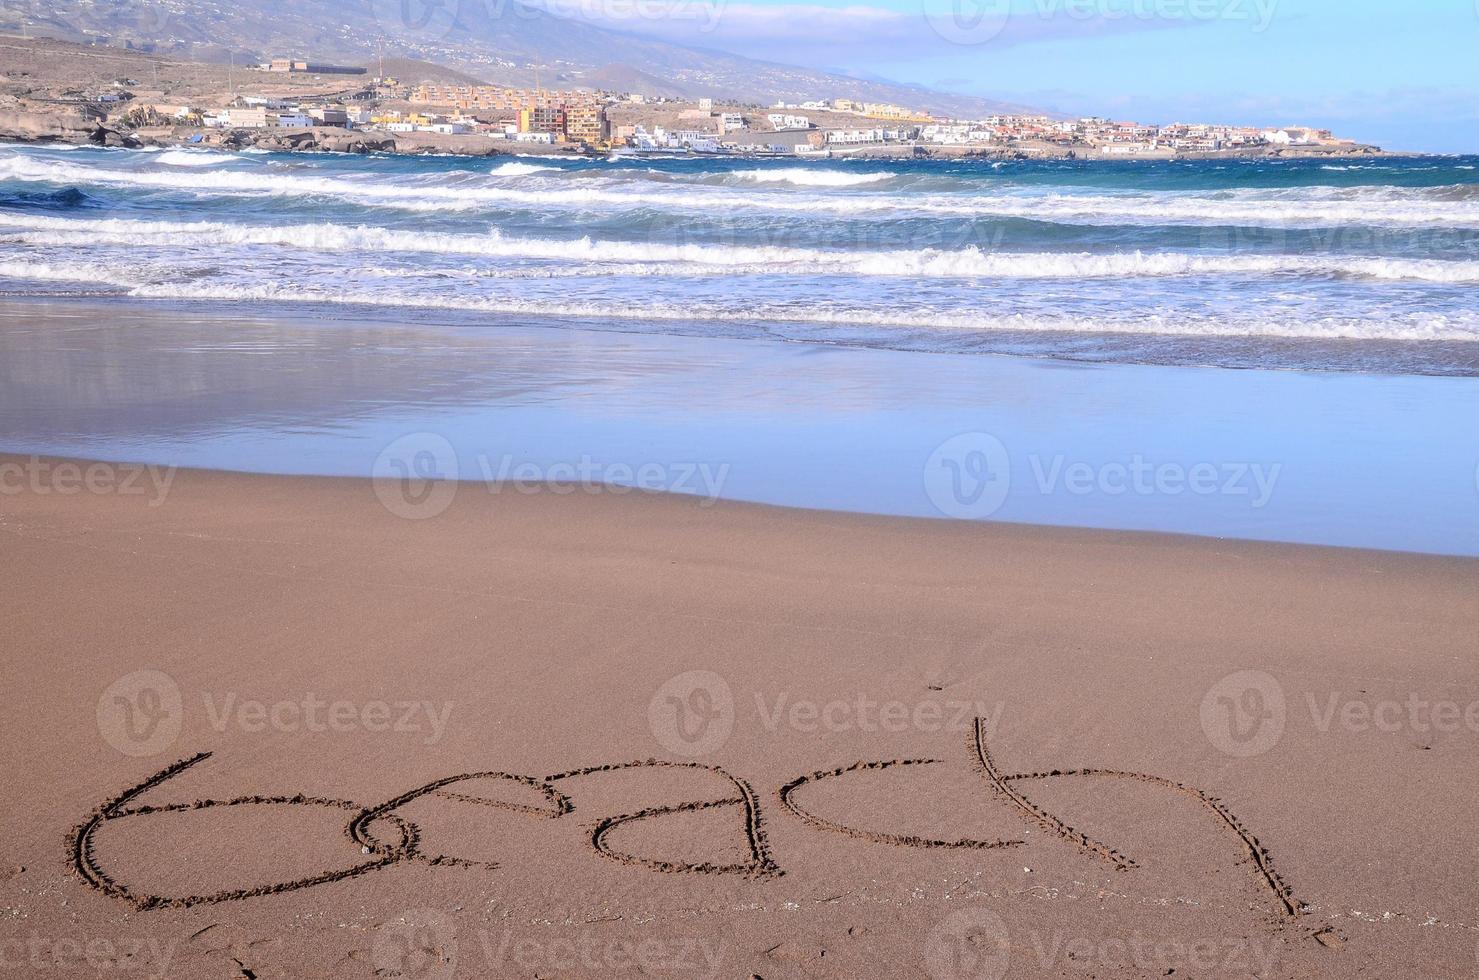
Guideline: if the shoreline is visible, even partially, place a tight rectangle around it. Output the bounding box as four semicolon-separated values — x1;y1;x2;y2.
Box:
10;450;1478;563
3;296;1477;559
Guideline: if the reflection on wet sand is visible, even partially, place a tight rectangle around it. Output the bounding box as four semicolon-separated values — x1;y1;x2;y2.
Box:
2;297;1477;556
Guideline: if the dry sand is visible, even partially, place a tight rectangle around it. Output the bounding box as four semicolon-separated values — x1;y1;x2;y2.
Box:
3;455;1478;978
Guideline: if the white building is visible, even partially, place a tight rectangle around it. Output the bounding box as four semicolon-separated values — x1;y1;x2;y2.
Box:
226;107;268;128
767;113;811;131
824;127;911;145
826;128;882;144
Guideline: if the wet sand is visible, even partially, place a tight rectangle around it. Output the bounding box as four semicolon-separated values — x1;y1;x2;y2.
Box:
4;298;1479;558
3;456;1479;978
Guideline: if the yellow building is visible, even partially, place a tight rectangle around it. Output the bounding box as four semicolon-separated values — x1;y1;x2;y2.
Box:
412;84;600;115
861;102;933;123
518;106;565;137
563;104;608;145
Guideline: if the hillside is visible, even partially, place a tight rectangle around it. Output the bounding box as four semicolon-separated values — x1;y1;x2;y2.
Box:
575;64;689;101
0;0;1040;118
369;57;489;87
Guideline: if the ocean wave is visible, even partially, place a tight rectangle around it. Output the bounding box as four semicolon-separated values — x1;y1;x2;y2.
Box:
155;149;236;167
2;256;1477;342
7;214;1479;283
489;161;560;177
730;168;896;187
7;156;1479;227
0;187;93;210
0;258;146;286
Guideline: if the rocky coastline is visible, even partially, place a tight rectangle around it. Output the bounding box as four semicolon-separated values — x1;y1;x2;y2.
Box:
0;108;1397;161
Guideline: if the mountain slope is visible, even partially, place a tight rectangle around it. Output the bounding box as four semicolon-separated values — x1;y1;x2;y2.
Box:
0;0;1038;117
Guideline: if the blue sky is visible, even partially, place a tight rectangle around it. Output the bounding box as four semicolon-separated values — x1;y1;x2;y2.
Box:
580;0;1479;152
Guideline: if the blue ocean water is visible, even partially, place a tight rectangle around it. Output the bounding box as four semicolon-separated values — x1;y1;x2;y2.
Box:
2;145;1478;373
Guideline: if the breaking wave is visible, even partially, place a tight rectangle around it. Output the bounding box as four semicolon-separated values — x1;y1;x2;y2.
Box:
6;214;1479;283
730;168;897;187
6;155;1479;227
2;255;1477;343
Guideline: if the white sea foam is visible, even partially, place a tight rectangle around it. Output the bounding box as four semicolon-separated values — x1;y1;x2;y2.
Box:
155;149;235;167
7;155;1478;227
2;256;1476;343
6;214;1479;283
489;161;559;177
730;168;896;187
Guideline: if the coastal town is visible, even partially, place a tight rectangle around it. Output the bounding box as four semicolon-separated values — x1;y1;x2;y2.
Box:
0;37;1378;159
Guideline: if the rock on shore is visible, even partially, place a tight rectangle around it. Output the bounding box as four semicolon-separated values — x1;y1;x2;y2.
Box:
0;109;97;144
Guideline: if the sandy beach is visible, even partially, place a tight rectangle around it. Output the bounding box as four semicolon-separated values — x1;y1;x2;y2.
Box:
3;454;1478;977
